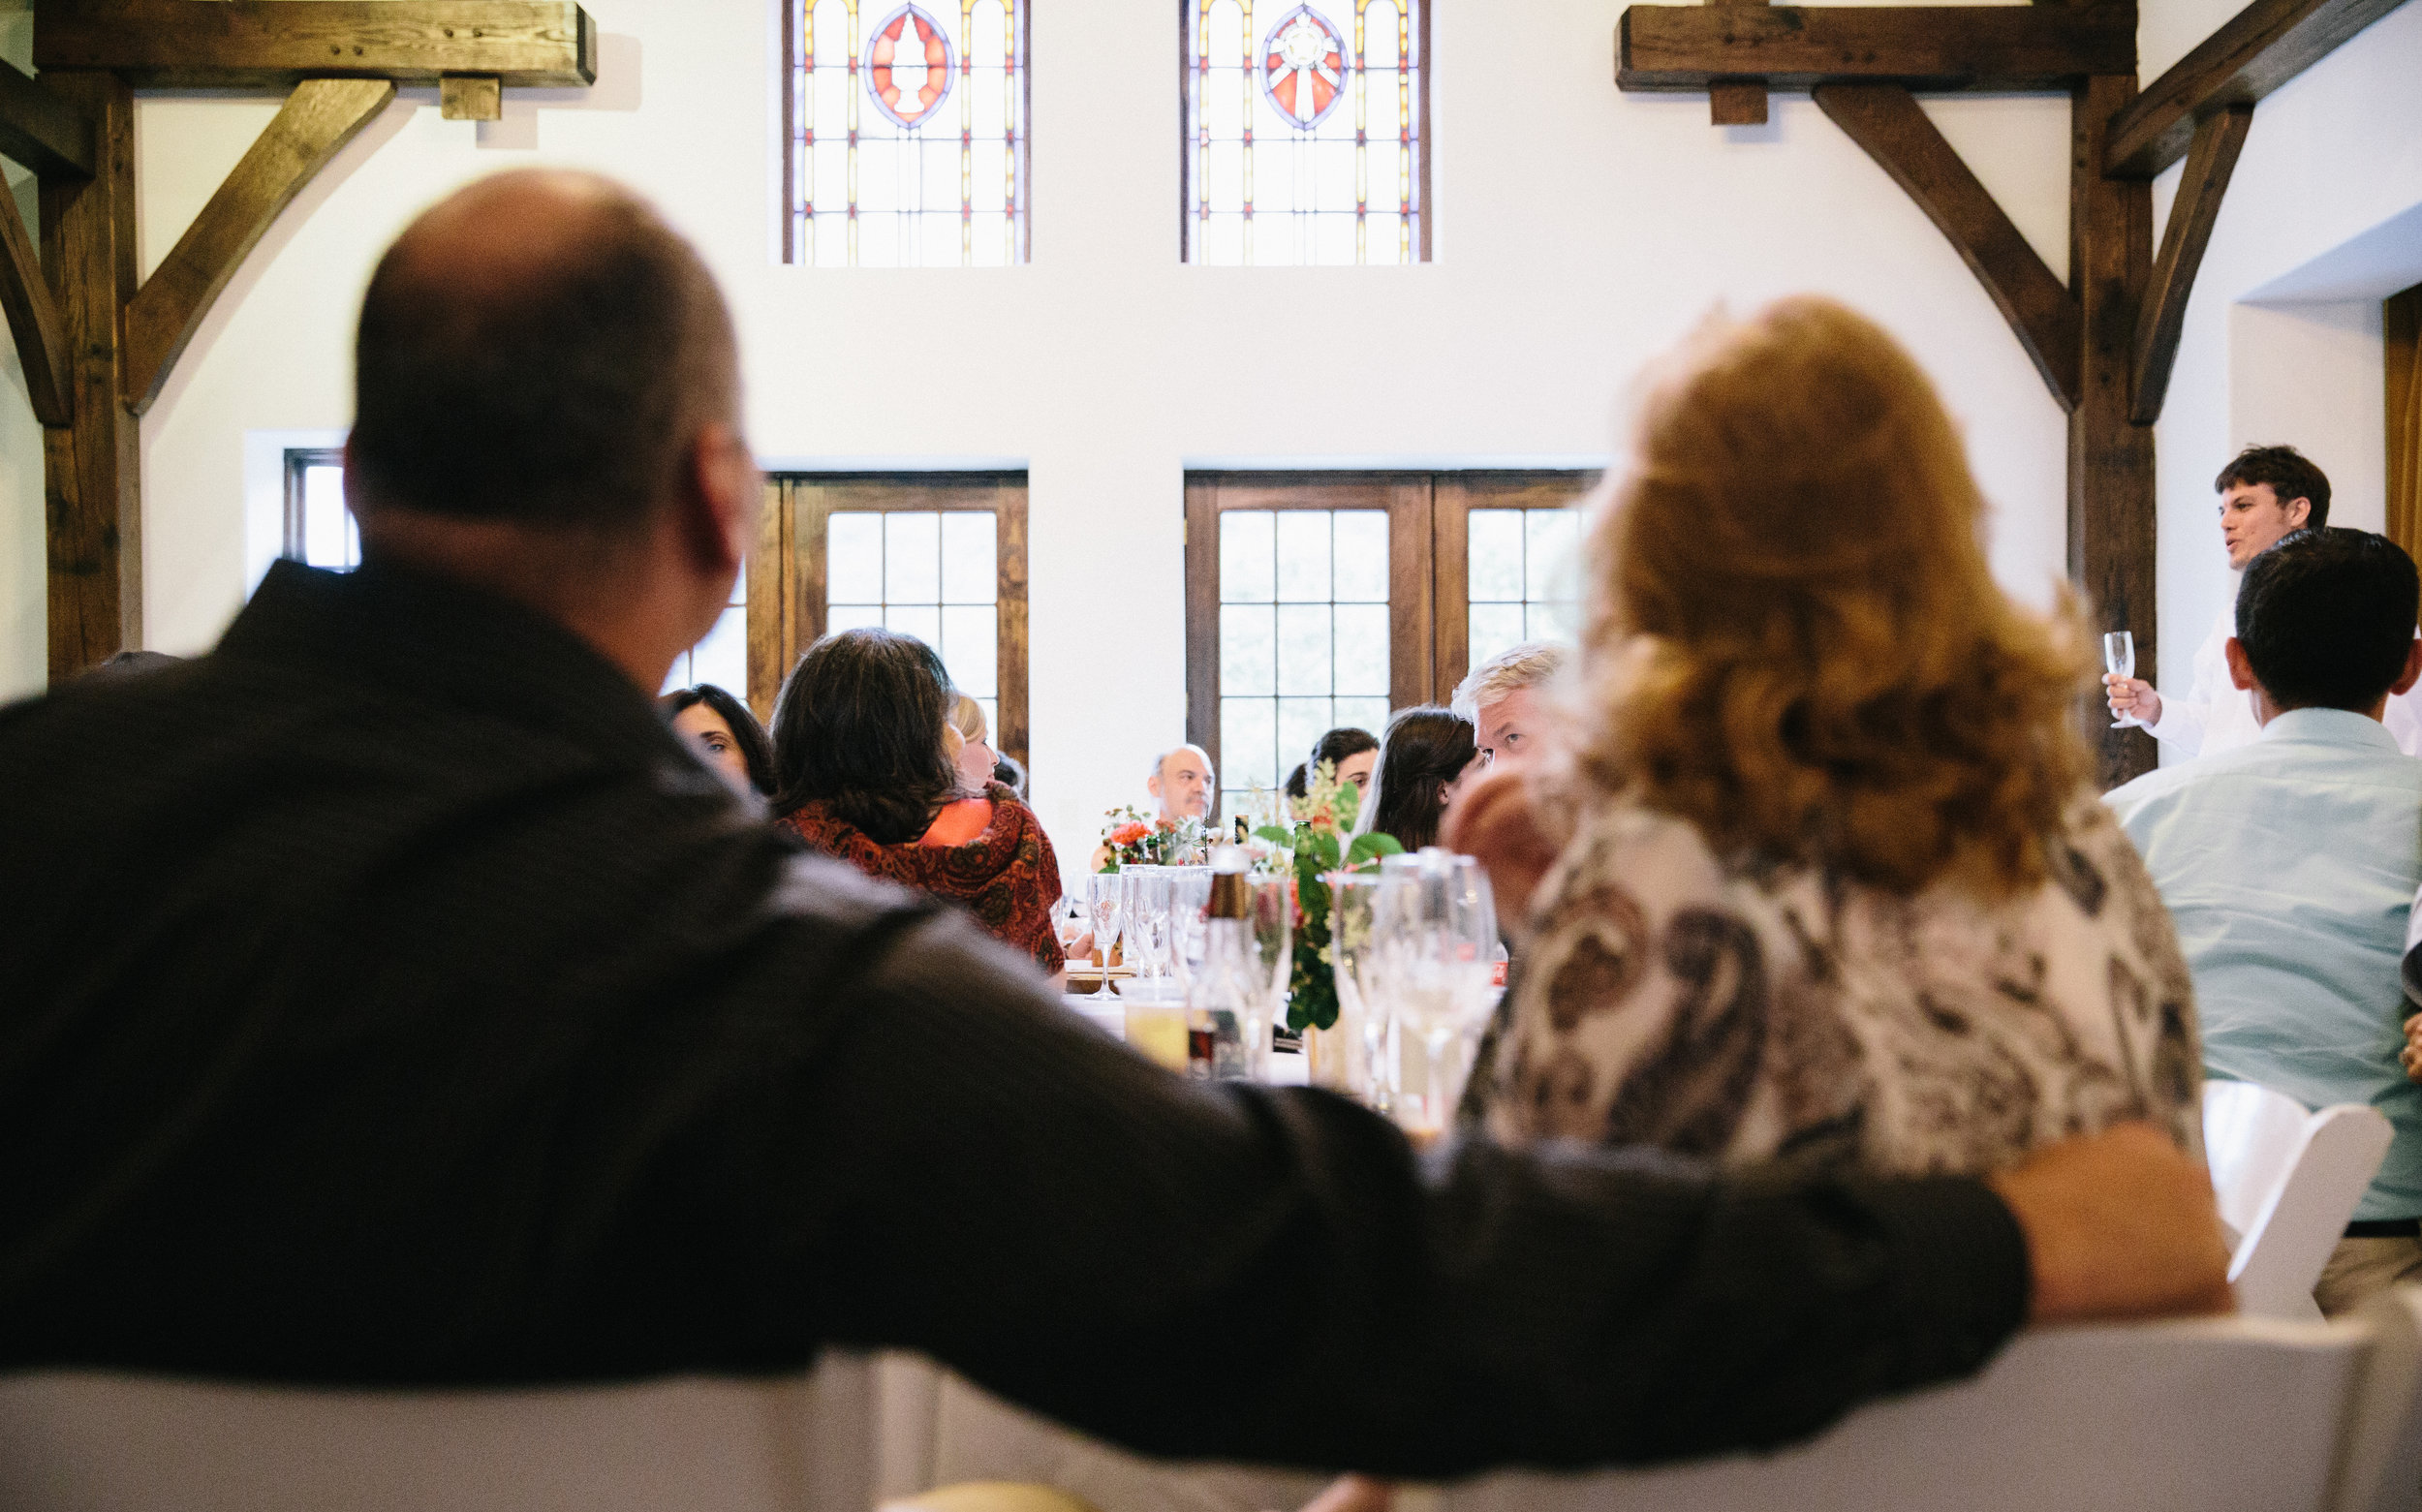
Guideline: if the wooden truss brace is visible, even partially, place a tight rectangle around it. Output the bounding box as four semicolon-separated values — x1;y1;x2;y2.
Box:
0;1;594;682
1616;0;2406;785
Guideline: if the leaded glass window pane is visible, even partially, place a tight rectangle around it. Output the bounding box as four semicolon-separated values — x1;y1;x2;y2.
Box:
823;509;1002;710
787;0;1027;266
1468;506;1581;672
1216;507;1390;818
1185;0;1427;265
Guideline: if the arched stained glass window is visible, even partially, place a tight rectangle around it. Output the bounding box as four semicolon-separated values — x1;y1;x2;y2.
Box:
782;0;1028;266
1184;0;1428;265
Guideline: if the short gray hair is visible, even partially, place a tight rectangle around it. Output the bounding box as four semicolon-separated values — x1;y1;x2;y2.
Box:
1149;744;1214;786
1451;641;1568;724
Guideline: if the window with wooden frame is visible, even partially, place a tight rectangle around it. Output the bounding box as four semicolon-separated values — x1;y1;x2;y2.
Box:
281;447;357;571
749;474;1031;766
781;0;1031;266
1182;0;1430;265
1185;471;1594;813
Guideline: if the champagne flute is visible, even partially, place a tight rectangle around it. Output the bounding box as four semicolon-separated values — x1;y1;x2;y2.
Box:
2104;632;2136;728
1129;869;1173;994
1053;895;1088;959
1087;872;1126;973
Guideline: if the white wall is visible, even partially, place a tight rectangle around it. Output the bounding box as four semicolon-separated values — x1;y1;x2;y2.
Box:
2146;0;2422;738
0;3;41;701
3;0;2090;870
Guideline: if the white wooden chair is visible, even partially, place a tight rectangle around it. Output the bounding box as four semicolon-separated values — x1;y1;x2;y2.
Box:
2205;1078;2396;1320
9;1295;2422;1512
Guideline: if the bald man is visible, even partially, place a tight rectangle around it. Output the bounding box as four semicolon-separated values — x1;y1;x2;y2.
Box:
0;172;2225;1472
1148;743;1215;825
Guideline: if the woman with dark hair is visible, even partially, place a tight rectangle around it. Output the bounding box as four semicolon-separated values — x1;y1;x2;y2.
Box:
1355;708;1476;853
660;683;774;798
769;628;1065;972
1282;725;1381;801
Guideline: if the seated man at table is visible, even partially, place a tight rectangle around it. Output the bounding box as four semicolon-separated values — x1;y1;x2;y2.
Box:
1149;742;1216;825
1452;640;1567;771
2108;526;2422;1315
0;170;2226;1477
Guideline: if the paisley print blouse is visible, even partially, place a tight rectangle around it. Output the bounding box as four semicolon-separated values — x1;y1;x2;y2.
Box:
1473;792;2202;1174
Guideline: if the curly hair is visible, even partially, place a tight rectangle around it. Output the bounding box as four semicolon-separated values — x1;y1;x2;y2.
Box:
1577;296;2093;898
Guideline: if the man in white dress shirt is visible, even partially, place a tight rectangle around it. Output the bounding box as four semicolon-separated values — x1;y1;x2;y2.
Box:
2107;446;2422;755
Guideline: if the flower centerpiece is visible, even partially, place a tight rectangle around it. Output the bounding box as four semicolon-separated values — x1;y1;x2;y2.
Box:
1098;805;1210;870
1255;760;1401;1031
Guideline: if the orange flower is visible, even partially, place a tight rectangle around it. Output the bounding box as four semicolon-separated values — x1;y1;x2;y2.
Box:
1109;822;1150;846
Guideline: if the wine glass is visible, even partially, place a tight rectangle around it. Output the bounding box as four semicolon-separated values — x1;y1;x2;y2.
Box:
1127;869;1174;995
2104;631;2137;728
1170;866;1215;984
1053;894;1088;961
1331;872;1389;1111
1372;849;1498;1134
1086;872;1126;975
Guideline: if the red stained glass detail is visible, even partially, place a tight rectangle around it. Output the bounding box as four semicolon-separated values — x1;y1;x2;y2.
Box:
1260;6;1348;130
866;4;954;129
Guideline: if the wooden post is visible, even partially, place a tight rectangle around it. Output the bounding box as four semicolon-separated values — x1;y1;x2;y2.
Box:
38;71;139;683
2068;72;2158;787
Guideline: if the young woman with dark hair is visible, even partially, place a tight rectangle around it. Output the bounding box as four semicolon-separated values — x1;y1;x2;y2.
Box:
660;683;775;798
1355;708;1476;853
769;628;1066;972
1283;725;1382;801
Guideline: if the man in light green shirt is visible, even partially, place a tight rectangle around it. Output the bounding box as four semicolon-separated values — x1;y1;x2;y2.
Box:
2109;527;2422;1315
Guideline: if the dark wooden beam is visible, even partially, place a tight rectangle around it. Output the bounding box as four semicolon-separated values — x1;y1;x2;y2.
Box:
1619;4;2135;93
0;56;93;178
2128;104;2252;423
2069;73;2157;787
439;74;503;121
38;72;140;682
2106;0;2406;177
1707;0;1772;126
121;77;396;416
35;1;597;90
1815;83;2083;411
0;178;73;425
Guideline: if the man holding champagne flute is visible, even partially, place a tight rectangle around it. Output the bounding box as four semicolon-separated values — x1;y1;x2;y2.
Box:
2106;446;2422;756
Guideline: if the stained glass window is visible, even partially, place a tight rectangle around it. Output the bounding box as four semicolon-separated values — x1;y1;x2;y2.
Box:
782;0;1027;266
282;449;357;571
1466;507;1581;670
1184;0;1427;265
826;509;1003;737
1217;509;1392;809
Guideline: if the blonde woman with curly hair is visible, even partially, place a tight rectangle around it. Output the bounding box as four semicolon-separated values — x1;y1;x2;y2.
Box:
1456;297;2202;1175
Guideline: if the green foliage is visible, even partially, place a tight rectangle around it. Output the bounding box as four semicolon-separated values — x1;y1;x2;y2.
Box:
1277;762;1403;1033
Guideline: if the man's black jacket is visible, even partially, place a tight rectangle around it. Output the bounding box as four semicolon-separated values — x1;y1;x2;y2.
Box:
0;560;2028;1477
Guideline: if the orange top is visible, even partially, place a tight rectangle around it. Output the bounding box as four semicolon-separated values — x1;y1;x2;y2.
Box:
918;797;994;848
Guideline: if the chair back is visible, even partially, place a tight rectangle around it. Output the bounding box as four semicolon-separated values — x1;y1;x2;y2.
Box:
2205;1081;2396;1320
1435;1301;2422;1512
2208;1079;2320;1239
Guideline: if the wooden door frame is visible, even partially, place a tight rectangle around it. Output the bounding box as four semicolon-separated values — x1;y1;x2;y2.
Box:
1429;470;1600;703
1182;470;1437;778
748;472;1032;767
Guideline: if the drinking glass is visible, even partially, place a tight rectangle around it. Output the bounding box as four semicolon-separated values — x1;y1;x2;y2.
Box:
1086;872;1126;973
1170;866;1215;983
1371;849;1498;1135
1127;868;1175;993
1331;872;1390;1111
1240;872;1294;1080
1053;895;1088;959
2104;631;2136;728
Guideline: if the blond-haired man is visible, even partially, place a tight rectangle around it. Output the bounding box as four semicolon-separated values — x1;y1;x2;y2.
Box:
1452;641;1567;769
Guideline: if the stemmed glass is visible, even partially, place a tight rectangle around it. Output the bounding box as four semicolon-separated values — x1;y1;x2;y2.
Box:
1127;868;1174;996
1372;849;1499;1134
1331;872;1389;1111
2104;632;2136;728
1170;867;1215;985
1052;895;1088;964
1086;872;1126;975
